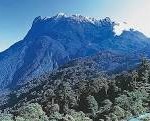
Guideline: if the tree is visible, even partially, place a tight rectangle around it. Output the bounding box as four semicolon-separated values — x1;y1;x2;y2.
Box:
0;113;14;121
16;103;48;121
49;112;62;121
43;89;55;104
141;70;149;83
131;70;139;89
56;82;77;113
138;58;150;83
50;104;60;113
63;110;92;121
111;106;125;120
45;103;60;116
85;95;98;115
99;99;112;113
115;89;149;118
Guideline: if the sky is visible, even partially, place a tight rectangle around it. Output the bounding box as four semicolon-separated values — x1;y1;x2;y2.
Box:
0;0;150;52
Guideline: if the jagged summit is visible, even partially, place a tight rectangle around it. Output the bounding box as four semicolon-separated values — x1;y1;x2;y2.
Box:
32;13;113;26
55;12;67;18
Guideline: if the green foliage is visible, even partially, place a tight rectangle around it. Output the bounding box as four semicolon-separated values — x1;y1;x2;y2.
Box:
63;110;92;121
99;99;112;114
138;58;150;83
49;112;62;121
44;103;60;116
116;90;148;109
132;100;147;115
0;113;14;121
49;104;60;114
85;95;98;115
114;89;149;119
115;94;130;110
56;82;77;112
1;59;150;121
142;116;150;121
16;103;48;121
112;106;125;119
108;113;118;121
49;110;93;121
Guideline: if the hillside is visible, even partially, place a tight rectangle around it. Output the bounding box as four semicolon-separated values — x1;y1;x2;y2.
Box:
1;55;150;121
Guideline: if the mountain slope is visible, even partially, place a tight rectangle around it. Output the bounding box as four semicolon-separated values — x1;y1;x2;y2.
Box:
0;13;150;89
0;51;142;109
1;53;150;121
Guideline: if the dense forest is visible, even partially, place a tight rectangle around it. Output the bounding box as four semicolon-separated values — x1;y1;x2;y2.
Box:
0;57;150;121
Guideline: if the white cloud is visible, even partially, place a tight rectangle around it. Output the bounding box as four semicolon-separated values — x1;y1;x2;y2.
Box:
114;22;132;36
114;0;150;37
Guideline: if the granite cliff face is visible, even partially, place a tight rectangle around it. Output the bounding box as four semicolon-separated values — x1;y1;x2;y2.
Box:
0;13;150;89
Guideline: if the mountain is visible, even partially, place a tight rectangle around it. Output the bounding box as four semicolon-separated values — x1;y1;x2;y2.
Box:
0;13;150;89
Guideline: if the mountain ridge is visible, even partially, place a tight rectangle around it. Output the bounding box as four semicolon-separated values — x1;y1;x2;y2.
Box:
0;14;150;89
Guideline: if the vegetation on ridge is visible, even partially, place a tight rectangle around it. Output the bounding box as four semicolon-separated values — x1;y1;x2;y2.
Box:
1;58;150;121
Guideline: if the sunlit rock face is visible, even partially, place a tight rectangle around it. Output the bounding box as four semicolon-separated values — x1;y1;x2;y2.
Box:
0;13;150;89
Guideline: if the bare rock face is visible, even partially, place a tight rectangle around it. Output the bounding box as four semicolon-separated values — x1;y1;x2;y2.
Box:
0;14;150;89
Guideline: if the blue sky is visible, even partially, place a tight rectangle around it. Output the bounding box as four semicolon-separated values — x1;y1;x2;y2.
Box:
0;0;149;52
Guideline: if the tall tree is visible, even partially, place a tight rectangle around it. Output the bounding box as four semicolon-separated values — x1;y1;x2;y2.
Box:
56;82;77;113
85;95;98;116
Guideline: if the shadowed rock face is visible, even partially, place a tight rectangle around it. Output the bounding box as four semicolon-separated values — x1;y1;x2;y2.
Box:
0;14;150;89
